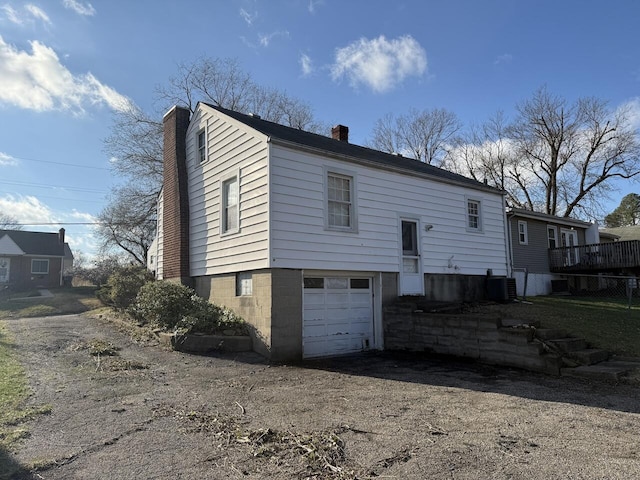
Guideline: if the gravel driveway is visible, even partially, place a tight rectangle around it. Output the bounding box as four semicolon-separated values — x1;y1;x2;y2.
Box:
4;313;640;479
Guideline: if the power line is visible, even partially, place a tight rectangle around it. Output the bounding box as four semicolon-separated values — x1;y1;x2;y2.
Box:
0;180;108;194
5;153;112;171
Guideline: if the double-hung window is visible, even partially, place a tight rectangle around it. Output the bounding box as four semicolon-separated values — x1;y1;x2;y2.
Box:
327;171;356;231
31;259;49;274
466;198;482;231
518;220;528;245
197;128;207;164
547;226;557;248
221;175;239;235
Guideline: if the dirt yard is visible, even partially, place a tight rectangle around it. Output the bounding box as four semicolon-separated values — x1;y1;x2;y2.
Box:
3;313;640;479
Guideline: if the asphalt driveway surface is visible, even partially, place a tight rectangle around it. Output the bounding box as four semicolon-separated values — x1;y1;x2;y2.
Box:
3;313;640;479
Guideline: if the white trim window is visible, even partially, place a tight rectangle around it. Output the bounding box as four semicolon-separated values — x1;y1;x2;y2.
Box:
221;174;239;235
236;272;253;296
518;220;529;245
31;258;49;274
466;198;482;231
547;225;558;248
327;171;356;231
197;128;207;164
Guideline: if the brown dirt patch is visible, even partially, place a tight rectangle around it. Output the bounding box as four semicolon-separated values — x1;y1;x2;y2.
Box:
3;313;640;479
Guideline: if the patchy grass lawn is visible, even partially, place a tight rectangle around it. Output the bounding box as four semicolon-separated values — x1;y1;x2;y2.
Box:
0;286;103;320
0;321;52;479
487;296;640;358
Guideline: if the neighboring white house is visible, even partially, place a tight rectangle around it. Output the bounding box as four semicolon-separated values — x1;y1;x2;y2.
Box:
155;103;510;361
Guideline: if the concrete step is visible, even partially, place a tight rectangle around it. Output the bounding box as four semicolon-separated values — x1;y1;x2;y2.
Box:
534;328;567;340
498;327;535;344
501;318;541;328
567;348;610;366
561;360;640;384
547;337;587;352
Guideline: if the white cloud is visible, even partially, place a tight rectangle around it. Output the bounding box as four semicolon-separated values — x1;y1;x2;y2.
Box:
62;0;95;16
619;97;640;131
258;30;289;47
25;4;50;24
331;35;427;93
308;0;324;13
299;53;313;76
494;53;513;65
1;4;22;24
69;210;96;223
2;3;50;25
0;35;133;114
0;194;59;226
239;8;257;26
0;152;18;166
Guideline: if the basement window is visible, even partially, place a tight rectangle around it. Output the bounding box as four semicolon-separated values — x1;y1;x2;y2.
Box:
236;272;253;296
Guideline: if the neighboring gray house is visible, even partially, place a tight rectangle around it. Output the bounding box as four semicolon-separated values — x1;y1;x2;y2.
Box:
154;103;510;361
507;209;600;296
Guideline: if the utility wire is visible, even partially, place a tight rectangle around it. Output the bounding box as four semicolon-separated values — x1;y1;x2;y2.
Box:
0;180;108;194
4;154;112;171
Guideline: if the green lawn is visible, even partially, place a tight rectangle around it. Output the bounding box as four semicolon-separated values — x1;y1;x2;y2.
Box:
490;296;640;357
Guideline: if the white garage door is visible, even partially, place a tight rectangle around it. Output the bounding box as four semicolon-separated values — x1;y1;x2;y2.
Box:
303;276;374;358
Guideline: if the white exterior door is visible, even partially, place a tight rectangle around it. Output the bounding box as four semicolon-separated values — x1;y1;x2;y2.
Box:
302;276;374;358
0;257;9;283
399;219;423;295
561;229;579;266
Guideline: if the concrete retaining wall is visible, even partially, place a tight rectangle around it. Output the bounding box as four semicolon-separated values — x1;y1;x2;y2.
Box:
383;305;561;375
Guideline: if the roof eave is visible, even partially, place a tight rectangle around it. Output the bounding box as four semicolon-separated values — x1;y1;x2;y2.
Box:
268;137;505;196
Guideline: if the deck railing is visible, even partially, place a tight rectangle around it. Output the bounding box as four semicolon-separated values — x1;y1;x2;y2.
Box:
549;240;640;273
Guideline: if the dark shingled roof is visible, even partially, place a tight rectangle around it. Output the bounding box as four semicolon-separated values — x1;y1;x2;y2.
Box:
206;104;502;194
0;230;66;256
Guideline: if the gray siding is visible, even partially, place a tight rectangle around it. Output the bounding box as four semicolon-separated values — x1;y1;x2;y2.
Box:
510;216;586;274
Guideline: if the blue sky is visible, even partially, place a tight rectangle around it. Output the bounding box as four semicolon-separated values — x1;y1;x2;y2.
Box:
1;0;640;259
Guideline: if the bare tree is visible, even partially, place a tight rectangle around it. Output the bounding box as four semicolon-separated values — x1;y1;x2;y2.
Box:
446;87;640;219
509;87;640;217
369;108;461;167
95;184;157;265
101;56;326;261
0;213;22;230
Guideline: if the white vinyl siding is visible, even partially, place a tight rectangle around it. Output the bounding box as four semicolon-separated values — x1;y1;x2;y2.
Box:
156;189;164;279
186;106;270;276
270;145;508;276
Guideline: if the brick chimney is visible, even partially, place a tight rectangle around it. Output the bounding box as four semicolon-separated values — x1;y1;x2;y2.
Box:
58;228;65;244
162;106;192;286
331;124;349;142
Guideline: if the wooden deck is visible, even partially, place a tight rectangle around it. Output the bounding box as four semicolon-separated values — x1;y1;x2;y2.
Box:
549;240;640;273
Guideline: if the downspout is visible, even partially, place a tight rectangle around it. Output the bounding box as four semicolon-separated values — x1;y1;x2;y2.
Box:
504;198;514;277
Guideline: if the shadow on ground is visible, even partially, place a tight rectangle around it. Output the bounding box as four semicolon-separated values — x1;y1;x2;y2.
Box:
0;445;33;480
289;350;640;415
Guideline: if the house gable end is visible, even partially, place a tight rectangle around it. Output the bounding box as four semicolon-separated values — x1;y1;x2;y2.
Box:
0;234;25;255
